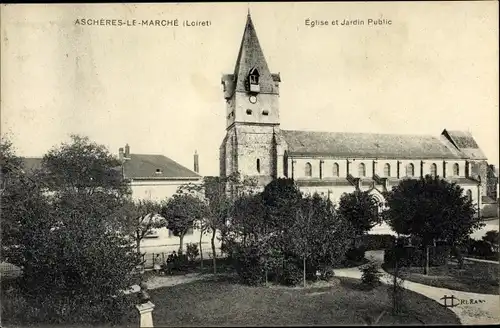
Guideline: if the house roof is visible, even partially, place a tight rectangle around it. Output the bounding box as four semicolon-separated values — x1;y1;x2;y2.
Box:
123;154;200;180
19;154;200;181
441;129;487;160
281;130;462;159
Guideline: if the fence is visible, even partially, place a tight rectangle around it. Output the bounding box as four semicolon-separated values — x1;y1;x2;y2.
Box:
141;246;226;270
0;262;22;279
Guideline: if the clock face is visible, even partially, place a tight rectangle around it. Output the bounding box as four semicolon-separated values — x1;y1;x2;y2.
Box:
249;95;257;104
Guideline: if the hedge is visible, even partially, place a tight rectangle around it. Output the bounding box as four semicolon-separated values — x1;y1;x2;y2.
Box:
384;245;450;267
360;234;396;250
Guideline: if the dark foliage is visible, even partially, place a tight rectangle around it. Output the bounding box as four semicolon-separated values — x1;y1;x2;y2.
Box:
361;234;396;251
345;247;366;263
359;262;383;289
1;136;141;325
385;176;482;247
384;245;450;267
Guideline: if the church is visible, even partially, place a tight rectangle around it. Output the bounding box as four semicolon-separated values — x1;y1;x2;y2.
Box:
219;13;498;216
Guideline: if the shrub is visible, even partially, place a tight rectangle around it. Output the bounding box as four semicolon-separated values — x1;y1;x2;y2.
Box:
384;245;450;267
173;252;189;271
232;244;264;286
281;257;304;286
359;261;382;289
345;247;366;263
186;243;200;262
361;234;396;251
468;240;495;257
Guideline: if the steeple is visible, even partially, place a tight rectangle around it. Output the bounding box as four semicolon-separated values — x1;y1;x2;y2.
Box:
231;12;277;94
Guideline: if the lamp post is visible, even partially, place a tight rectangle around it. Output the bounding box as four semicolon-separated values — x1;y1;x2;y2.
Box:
477;175;481;220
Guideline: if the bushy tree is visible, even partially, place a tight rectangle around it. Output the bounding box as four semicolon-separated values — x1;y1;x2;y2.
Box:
295;193;355;281
41;135;128;195
226;179;354;287
385;175;483;274
161;191;207;253
338;190;380;247
1;137;50;263
2;135;141;324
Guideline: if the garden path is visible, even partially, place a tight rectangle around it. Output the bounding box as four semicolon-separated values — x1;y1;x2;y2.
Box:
333;250;500;325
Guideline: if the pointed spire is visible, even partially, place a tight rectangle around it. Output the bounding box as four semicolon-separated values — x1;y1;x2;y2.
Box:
232;11;275;94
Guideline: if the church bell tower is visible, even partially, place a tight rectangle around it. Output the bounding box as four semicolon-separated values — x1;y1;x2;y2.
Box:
219;12;282;185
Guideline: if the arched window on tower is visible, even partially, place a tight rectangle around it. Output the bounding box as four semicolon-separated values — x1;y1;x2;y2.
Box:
333;163;339;177
384;163;391;177
430;163;437;177
358;163;366;177
256;158;261;174
248;67;260;93
305;162;312;177
453;163;459;176
406;163;415;177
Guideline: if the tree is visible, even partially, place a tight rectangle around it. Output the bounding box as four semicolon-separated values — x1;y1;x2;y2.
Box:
2;136;141;324
41;134;129;196
338;190;380;247
301;193;355;277
119;199;164;255
385;175;483;274
1;137;50;263
261;178;302;235
178;173;258;273
290;196;314;287
161;191;207;253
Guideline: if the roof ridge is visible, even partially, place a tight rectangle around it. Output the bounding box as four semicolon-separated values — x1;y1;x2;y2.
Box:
281;129;437;138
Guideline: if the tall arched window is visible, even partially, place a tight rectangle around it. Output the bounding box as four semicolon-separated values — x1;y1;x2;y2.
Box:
333;163;339;177
430;163;437;177
406;163;415;177
305;162;312;177
256;158;261;173
384;163;391;177
466;189;473;202
453;163;459;176
358;163;366;177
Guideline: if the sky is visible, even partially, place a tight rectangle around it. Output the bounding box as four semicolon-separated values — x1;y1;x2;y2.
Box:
1;2;498;176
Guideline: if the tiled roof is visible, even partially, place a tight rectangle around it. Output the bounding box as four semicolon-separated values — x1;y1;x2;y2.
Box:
281;130;462;159
441;129;487;160
123;154;200;180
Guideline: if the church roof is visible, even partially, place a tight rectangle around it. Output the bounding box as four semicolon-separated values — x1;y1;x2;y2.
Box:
123;154;200;180
441;129;487;160
229;12;279;95
281;130;462;159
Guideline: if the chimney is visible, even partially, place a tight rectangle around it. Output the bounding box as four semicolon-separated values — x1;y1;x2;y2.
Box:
119;147;124;160
194;150;199;173
124;144;130;158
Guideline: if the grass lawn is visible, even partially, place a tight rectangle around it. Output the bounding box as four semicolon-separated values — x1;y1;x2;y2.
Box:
382;259;499;294
121;276;460;326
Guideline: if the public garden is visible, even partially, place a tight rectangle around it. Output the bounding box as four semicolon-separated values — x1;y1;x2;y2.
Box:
1;136;498;327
